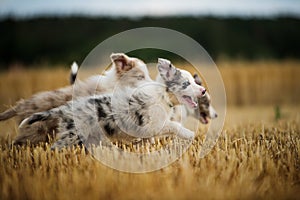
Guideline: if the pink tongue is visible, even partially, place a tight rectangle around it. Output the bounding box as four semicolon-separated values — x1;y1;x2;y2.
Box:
183;96;197;108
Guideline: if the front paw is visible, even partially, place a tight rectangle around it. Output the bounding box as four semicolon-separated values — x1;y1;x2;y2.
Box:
181;129;195;140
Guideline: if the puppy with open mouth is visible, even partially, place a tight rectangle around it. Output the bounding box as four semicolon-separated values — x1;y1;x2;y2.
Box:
19;58;206;149
170;74;218;125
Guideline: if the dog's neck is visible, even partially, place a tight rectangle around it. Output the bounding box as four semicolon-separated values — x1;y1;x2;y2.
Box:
166;92;180;106
101;66;118;89
155;75;181;107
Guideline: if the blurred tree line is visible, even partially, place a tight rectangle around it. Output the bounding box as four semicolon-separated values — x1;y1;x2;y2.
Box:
0;16;299;69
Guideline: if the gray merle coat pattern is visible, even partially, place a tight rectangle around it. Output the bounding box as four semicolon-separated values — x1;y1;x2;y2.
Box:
9;53;151;145
20;58;206;149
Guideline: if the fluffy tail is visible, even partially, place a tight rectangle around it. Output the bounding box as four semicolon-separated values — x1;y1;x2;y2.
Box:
70;61;78;85
0;107;17;121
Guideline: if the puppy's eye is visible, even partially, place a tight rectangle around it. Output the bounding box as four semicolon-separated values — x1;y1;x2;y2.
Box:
137;75;145;80
182;81;190;89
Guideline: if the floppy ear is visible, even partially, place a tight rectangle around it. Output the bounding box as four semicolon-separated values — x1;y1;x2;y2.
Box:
110;53;133;73
157;58;178;81
193;73;202;85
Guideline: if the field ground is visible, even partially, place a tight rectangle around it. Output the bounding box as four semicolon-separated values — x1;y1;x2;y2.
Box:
0;61;299;199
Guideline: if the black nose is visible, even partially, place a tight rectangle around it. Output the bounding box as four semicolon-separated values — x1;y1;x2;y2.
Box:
215;113;218;118
202;89;206;95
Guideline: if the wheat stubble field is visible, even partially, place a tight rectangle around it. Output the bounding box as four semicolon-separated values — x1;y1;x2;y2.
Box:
0;61;299;200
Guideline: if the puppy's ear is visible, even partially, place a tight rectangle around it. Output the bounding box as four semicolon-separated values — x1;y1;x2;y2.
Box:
193;73;202;86
157;58;178;81
111;53;133;73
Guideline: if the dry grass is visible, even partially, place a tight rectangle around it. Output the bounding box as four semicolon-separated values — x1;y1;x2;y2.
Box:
0;114;299;200
219;60;300;105
0;67;69;108
0;61;299;200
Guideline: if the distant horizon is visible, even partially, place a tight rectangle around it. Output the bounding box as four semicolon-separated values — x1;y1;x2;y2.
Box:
1;0;300;19
1;12;300;20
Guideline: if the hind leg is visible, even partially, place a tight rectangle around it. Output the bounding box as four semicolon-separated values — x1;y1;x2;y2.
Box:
51;131;84;150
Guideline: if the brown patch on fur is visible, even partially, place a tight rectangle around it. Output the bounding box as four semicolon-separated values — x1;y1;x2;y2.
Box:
116;64;133;76
168;92;180;106
111;53;135;77
2;53;146;145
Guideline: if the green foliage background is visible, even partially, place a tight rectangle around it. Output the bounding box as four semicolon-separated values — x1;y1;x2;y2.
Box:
1;16;299;69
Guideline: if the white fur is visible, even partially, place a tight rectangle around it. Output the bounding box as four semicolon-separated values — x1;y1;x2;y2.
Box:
71;62;78;74
156;58;206;109
73;57;216;125
20;57;199;149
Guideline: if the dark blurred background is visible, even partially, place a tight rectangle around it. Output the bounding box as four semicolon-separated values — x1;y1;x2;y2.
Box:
1;16;300;69
0;0;300;69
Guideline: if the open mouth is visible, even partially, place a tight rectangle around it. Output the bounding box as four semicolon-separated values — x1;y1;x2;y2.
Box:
200;112;209;124
182;95;198;109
